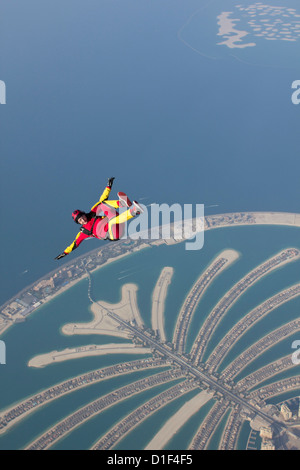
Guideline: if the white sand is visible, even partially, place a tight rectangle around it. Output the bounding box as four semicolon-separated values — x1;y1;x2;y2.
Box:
172;249;240;347
151;267;174;343
145;390;214;450
62;283;143;339
28;343;151;368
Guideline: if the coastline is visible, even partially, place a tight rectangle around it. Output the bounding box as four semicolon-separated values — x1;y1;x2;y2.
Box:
151;267;174;343
0;243;151;336
62;283;143;339
1;213;299;448
1;211;300;337
172;249;240;351
145;390;214;449
28;344;152;368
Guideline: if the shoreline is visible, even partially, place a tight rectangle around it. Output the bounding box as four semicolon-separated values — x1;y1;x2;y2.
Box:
145;390;214;450
151;267;174;343
190;247;300;364
26;371;185;450
0;359;169;435
0;244;150;336
172;249;240;351
1;212;299;446
1;211;300;337
28;344;152;368
61;283;143;339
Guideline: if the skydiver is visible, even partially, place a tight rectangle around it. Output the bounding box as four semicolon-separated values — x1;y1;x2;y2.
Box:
54;177;143;260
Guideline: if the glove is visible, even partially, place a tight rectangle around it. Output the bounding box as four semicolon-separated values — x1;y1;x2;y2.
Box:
107;177;115;188
54;252;67;260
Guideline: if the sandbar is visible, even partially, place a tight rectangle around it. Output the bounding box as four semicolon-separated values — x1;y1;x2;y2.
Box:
145;390;214;450
1;211;300;338
151;267;174;343
62;283;143;339
217;12;256;48
28;343;151;368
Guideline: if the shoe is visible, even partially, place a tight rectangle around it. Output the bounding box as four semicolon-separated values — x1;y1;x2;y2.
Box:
118;192;132;208
130;201;144;216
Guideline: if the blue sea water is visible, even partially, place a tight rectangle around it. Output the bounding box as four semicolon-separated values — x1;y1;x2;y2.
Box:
0;0;300;305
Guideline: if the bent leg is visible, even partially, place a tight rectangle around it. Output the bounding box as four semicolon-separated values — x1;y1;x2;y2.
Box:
107;208;134;240
96;201;119;218
105;200;120;209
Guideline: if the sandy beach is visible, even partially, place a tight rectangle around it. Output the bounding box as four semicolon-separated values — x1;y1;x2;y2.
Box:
217;11;256;48
0;359;168;435
151;267;174;343
1;210;300;346
0;243;150;337
172;249;240;349
145;390;214;449
205;211;300;231
62;283;143;339
2;211;300;337
7;211;300;369
28;343;151;368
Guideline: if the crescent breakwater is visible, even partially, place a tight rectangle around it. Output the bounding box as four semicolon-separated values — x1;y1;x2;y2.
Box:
0;212;300;449
1;211;300;336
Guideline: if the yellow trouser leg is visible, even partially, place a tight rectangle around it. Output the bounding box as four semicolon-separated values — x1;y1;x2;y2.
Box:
108;208;134;239
104;200;119;209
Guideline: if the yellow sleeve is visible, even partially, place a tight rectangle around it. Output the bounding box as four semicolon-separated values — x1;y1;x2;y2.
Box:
90;186;111;211
64;232;82;254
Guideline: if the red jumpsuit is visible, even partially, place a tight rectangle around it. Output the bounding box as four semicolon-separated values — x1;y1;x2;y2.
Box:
64;186;133;255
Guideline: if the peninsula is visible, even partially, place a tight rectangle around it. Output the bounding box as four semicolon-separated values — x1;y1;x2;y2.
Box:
1;211;300;336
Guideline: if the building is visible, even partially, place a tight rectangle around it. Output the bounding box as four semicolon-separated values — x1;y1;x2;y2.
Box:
260;426;273;440
33;278;55;291
281;403;292;421
261;441;275;450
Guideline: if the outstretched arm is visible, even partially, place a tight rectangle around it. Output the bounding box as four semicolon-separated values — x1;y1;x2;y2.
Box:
54;231;88;260
55;178;115;260
90;177;115;212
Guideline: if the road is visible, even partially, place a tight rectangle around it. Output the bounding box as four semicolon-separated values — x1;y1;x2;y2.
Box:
102;305;282;428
